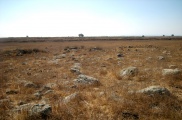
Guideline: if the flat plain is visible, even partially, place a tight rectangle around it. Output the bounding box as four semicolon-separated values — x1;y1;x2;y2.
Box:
0;37;182;120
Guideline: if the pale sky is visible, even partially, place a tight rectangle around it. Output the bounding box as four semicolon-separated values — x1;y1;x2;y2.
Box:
0;0;182;37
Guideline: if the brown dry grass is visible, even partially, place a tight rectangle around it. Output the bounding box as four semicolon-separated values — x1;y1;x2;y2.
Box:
0;39;182;120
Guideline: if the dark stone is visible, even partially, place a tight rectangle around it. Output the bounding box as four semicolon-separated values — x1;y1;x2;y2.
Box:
117;53;124;57
122;112;139;120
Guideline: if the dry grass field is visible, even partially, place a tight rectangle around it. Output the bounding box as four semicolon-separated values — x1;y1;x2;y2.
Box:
0;38;182;120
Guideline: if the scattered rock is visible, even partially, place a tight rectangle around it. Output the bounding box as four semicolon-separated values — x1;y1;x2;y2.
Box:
120;67;138;77
99;92;105;96
64;46;78;51
6;89;18;94
48;59;59;64
162;69;181;76
146;57;152;61
54;54;66;59
137;86;170;95
17;80;28;84
117;53;124;57
24;81;37;88
33;92;42;98
162;51;167;54
18;101;26;105
70;63;81;74
158;56;164;60
43;83;57;90
63;92;81;104
93;88;99;91
22;62;27;65
69;46;78;50
122;111;139;120
30;104;52;116
13;103;52;118
73;74;100;85
89;47;102;51
39;83;57;95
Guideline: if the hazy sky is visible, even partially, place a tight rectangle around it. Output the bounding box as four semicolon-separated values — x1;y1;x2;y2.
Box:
0;0;182;37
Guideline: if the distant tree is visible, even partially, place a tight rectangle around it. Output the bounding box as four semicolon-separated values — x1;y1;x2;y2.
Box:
26;35;29;37
142;35;144;37
171;34;174;37
79;34;84;37
163;35;165;37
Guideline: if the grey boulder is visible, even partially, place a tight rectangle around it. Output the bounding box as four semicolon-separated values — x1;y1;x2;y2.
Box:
137;86;170;95
120;67;138;77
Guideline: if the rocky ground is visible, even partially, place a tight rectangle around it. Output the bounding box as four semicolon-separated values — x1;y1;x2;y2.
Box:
0;40;182;120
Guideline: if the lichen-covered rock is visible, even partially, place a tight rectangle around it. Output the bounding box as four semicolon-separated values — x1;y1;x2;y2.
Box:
120;67;138;77
162;69;181;76
137;86;170;95
30;104;52;116
73;74;99;85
